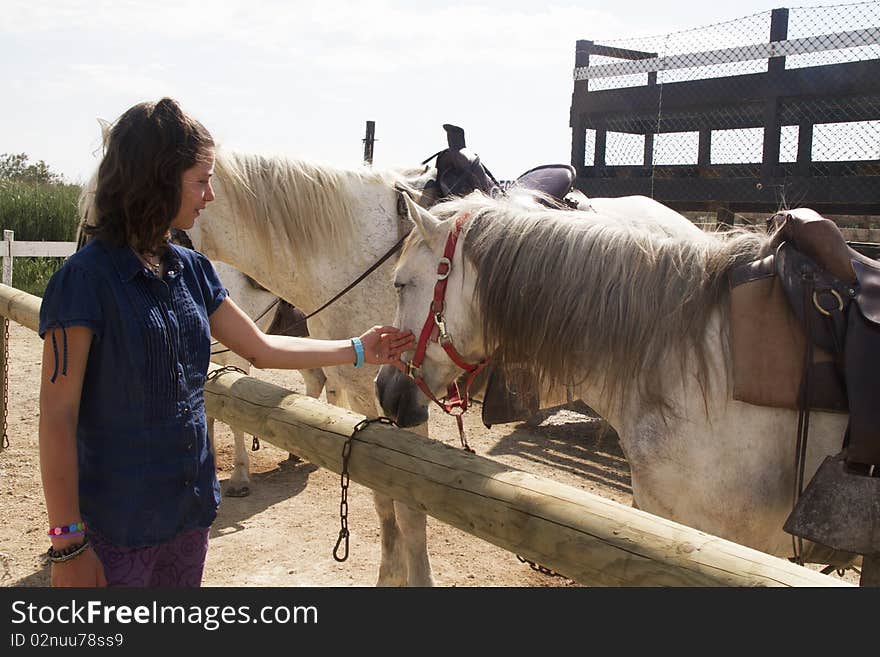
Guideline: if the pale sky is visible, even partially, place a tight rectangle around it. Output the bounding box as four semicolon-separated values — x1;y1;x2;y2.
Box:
1;0;846;184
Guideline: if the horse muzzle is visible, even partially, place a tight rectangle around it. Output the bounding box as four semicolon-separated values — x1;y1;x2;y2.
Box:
376;364;429;427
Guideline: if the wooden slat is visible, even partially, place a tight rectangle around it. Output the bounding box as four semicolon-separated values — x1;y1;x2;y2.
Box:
571;60;880;120
574;28;880;81
0;241;76;258
574;171;880;215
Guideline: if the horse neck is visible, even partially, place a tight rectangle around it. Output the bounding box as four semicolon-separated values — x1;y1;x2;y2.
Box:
574;306;730;436
193;173;404;307
465;213;740;434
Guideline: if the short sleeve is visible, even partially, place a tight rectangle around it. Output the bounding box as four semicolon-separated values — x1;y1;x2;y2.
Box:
192;251;229;316
38;261;104;340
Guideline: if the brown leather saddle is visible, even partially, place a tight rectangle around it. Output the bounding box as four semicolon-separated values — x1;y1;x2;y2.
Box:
729;208;880;464
728;209;880;556
427;124;577;209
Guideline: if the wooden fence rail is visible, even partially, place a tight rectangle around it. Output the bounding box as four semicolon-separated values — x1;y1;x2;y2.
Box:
0;283;849;587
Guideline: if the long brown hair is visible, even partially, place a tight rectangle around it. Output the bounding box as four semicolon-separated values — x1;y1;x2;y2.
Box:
83;97;214;252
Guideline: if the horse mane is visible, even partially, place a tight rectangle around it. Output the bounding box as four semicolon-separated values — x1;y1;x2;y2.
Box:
75;183;96;250
75;146;422;264
427;194;773;417
214;149;402;264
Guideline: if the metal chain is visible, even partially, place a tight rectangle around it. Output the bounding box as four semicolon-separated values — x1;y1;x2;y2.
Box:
516;554;567;579
820;563;860;578
205;365;248;383
2;317;8;449
333;435;353;563
204;366;259;451
334;416;398;562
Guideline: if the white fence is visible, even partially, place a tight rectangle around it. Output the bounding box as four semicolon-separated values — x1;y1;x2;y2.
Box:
0;230;76;286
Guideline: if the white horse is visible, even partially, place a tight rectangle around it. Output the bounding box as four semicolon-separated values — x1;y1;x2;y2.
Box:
197;152;448;585
377;192;852;566
207;261;326;496
193;173;713;580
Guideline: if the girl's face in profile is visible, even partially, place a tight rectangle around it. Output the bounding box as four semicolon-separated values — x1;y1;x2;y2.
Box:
172;154;215;231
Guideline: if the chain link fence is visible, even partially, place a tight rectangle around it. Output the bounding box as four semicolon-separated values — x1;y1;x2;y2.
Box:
570;2;880;223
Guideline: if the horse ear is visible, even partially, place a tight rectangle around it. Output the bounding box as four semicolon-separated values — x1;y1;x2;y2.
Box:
400;191;444;248
97;118;112;146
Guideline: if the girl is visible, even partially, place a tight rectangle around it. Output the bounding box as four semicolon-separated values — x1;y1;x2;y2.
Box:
39;98;413;587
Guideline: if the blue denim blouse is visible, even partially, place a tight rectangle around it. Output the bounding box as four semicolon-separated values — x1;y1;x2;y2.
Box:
38;239;228;547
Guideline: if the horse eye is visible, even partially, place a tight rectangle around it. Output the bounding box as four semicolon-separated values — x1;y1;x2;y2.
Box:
393;281;405;290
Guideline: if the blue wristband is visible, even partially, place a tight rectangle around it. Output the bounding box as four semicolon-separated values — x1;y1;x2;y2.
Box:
351;337;365;368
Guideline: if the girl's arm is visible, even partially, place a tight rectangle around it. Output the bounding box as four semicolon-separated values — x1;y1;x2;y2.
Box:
39;326;106;587
208;297;413;371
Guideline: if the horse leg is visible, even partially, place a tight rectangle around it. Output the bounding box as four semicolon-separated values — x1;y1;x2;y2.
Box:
207;416;216;454
374;491;408;586
302;367;327;400
282;368;327;465
207;415;250;497
225;429;251;497
395;422;433;586
325;386;340;406
370;424;433;586
395;500;433;586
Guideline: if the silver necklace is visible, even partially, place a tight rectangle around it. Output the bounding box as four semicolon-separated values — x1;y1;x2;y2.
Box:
133;247;162;276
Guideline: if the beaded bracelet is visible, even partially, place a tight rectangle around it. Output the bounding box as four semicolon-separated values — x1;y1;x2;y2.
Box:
47;521;86;537
46;536;90;564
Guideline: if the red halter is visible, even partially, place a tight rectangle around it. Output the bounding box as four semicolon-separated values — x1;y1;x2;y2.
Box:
405;213;489;448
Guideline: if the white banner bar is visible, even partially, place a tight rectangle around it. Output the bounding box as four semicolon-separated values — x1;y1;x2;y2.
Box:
0;241;76;258
574;27;880;81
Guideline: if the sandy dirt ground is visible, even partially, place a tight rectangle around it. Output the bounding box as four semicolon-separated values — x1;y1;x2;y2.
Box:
0;321;857;587
0;321;632;587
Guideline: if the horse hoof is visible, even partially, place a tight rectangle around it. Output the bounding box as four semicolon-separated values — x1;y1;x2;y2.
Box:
225;485;251;498
286;453;304;464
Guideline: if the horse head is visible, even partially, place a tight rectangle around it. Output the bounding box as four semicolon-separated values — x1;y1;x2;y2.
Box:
377;193;488;427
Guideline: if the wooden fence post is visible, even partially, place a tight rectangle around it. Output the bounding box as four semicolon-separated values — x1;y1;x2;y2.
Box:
2;230;13;286
363;120;376;166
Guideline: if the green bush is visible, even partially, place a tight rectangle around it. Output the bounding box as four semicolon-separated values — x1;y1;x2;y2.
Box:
0;180;81;240
0;180;81;296
8;256;66;297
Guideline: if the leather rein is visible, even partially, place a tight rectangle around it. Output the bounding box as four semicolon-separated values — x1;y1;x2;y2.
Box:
404;213;489;450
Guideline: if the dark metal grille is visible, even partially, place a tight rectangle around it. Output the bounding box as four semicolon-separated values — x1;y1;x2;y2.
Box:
570;2;880;222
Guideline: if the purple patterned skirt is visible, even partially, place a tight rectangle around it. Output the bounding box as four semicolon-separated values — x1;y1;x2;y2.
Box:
88;527;210;587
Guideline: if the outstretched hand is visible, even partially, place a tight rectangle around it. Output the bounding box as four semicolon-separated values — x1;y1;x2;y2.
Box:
359;325;415;369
